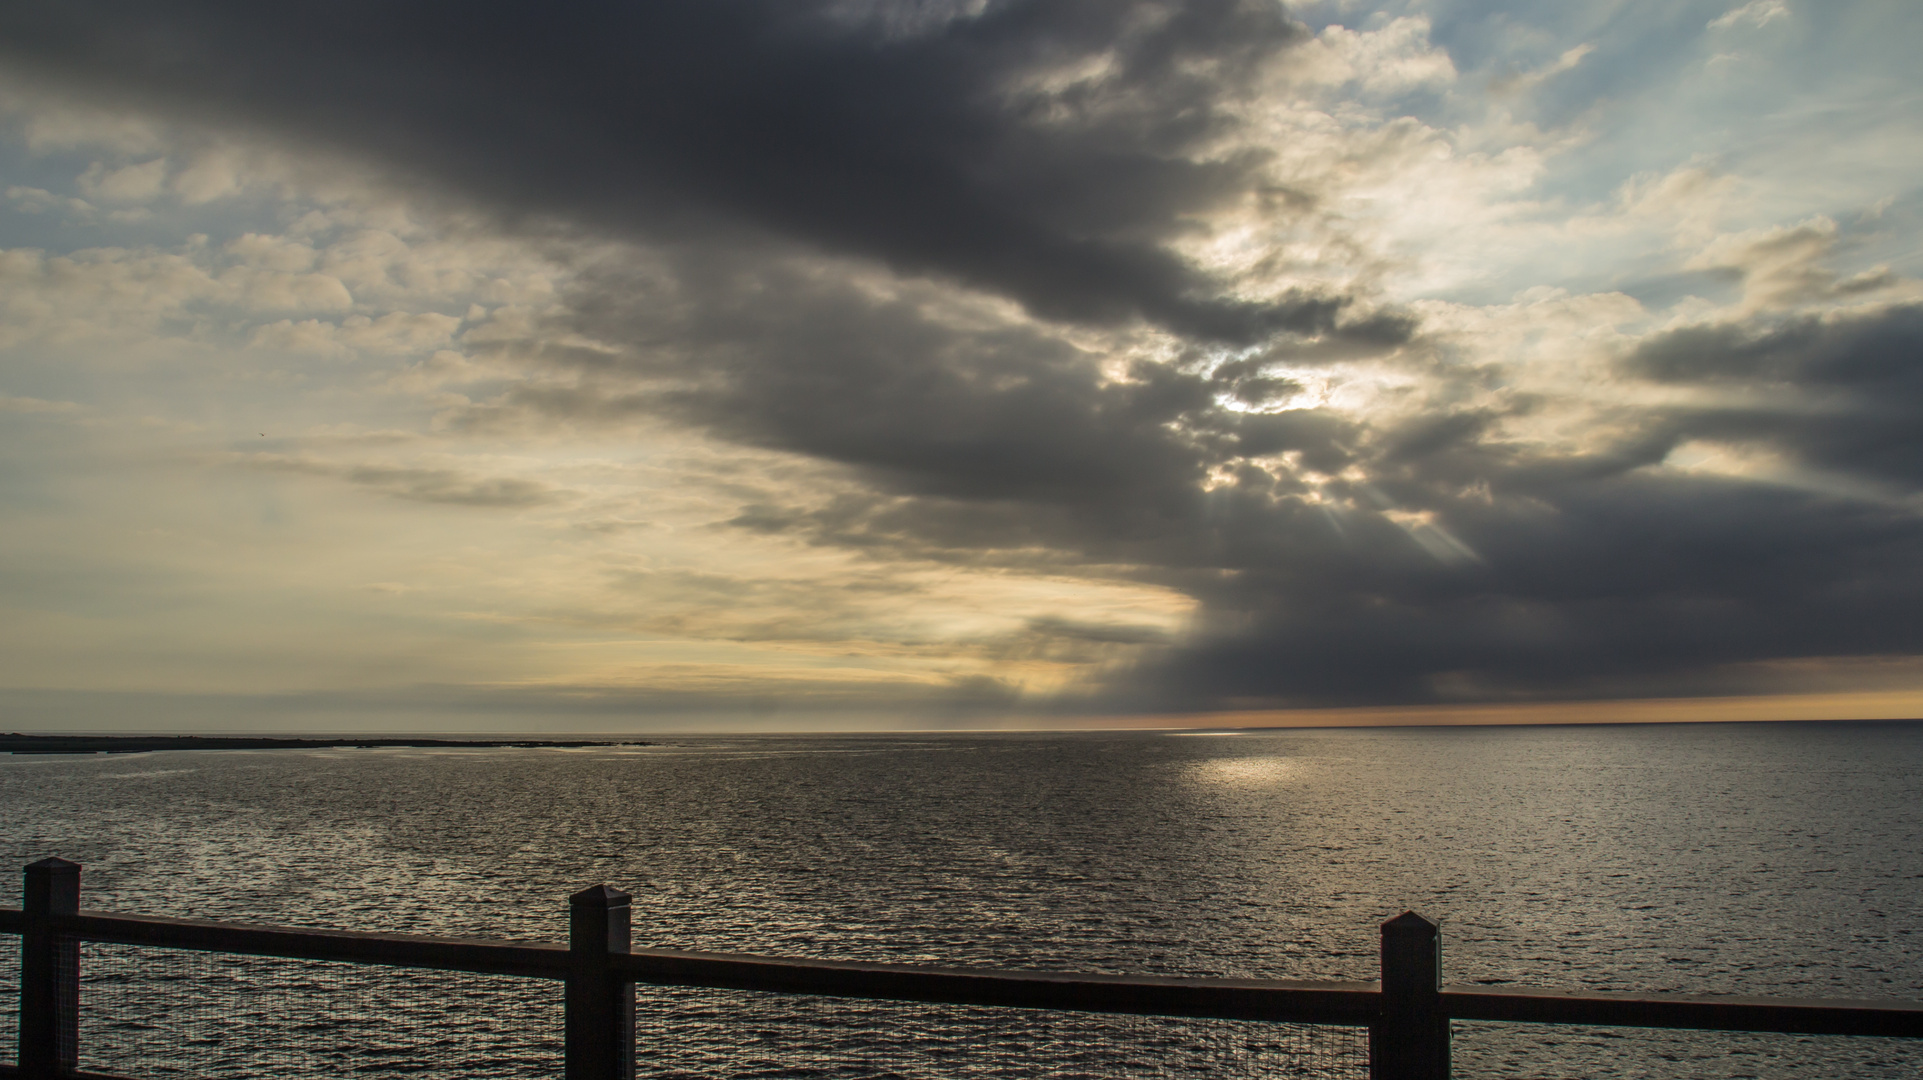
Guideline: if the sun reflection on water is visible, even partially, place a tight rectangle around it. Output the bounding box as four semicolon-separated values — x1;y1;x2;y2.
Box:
1190;755;1295;787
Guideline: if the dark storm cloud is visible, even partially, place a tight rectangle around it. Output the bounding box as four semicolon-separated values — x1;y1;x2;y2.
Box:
1134;467;1923;707
470;243;1370;562
469;236;1923;709
1630;304;1923;485
1124;304;1923;708
0;0;1387;344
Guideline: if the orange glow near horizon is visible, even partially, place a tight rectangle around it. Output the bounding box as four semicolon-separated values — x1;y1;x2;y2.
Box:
1050;690;1923;731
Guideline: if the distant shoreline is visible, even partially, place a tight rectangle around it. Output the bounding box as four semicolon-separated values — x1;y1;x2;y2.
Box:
0;733;651;755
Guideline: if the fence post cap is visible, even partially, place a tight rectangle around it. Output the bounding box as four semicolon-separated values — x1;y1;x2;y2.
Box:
1382;910;1437;935
568;883;631;909
25;857;80;873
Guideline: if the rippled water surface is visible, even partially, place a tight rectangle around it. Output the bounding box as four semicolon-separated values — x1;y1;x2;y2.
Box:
3;722;1922;1077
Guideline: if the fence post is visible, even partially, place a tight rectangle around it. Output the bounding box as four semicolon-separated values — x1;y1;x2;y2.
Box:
565;884;634;1080
21;857;81;1079
1370;911;1448;1080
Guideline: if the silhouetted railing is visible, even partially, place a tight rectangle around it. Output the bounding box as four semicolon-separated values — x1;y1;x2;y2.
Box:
4;857;1922;1079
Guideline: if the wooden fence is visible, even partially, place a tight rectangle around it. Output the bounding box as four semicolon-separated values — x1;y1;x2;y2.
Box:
4;857;1921;1079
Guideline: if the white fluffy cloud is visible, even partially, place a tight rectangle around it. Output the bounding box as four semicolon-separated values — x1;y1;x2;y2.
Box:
1709;1;1791;32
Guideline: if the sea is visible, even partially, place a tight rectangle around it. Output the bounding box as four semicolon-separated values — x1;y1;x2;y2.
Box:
3;721;1921;1078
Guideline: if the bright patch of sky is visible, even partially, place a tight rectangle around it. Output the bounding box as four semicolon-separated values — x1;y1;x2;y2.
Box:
1283;0;1923;305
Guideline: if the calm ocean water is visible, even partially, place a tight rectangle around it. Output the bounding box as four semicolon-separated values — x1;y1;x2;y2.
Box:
3;722;1921;1077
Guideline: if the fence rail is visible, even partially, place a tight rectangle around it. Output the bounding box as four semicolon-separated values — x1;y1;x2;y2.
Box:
6;857;1922;1079
616;952;1380;1025
1443;985;1923;1037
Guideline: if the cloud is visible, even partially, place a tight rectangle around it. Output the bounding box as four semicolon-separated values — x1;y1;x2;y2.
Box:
0;393;84;414
1709;1;1791;32
7;185;94;217
502;252;1923;710
449;240;1381;554
250;312;463;357
1308;16;1457;96
0;200;560;363
0;0;1421;346
0;245;223;346
217;266;354;312
1683;217;1901;310
78;157;168;203
0;677;1026;731
1628;303;1923;487
233;452;565;508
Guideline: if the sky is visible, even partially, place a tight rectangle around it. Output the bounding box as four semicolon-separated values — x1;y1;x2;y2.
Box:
1;0;1921;732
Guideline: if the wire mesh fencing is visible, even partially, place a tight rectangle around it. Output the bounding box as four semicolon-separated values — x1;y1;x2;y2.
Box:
630;984;1370;1080
74;941;561;1079
0;932;17;1064
61;946;1369;1080
1453;1020;1923;1080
